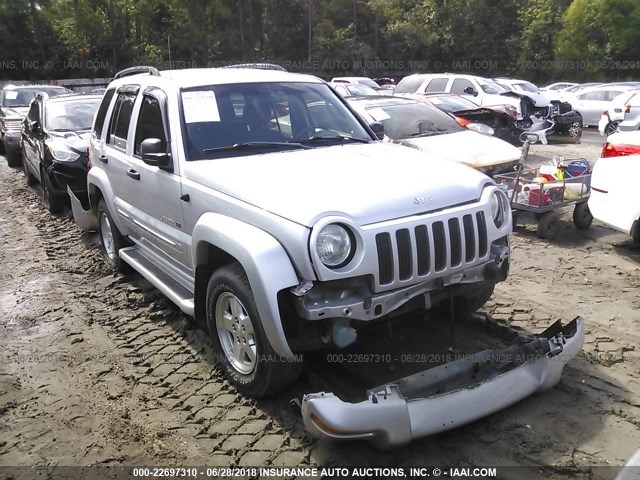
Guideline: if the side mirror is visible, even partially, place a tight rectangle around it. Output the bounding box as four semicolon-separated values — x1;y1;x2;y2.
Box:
29;120;40;133
370;121;385;140
141;138;172;170
464;86;478;97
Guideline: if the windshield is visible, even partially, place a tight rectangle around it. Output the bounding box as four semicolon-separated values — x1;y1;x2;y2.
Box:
2;87;68;107
182;82;371;160
425;95;479;112
356;78;381;89
347;85;379;96
477;78;508;95
362;101;464;139
45;98;101;131
515;82;539;93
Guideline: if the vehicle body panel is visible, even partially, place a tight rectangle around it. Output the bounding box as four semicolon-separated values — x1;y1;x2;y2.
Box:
589;132;640;238
302;317;584;449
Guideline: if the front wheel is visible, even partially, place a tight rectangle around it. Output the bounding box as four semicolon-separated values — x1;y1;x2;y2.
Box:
453;282;496;319
42;170;64;214
22;155;36;186
206;263;302;397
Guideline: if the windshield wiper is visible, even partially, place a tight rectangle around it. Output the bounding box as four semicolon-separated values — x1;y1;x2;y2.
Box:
203;141;310;153
408;129;448;137
299;134;370;144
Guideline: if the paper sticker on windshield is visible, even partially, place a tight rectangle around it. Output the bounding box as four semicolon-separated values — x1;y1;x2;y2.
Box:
4;91;18;100
182;90;220;123
367;107;390;121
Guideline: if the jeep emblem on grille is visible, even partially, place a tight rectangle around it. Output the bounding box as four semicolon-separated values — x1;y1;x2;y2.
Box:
414;195;433;205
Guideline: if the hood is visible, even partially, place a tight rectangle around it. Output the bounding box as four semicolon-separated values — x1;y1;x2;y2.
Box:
183;142;491;227
2;106;29;118
48;130;90;156
502;90;550;108
400;130;521;169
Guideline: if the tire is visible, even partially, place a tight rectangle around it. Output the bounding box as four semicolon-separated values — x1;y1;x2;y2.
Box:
0;136;5;155
453;282;496;319
573;202;593;230
206;263;303;397
537;211;560;239
41;170;64;214
6;146;21;167
605;121;620;136
97;199;130;272
22;156;36;186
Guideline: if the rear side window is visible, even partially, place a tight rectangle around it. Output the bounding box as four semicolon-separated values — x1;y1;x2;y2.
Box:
134;95;167;156
107;92;136;150
425;78;448;92
93;88;115;138
395;76;428;94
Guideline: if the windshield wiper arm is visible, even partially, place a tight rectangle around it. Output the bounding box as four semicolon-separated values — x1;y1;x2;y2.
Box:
301;134;370;144
203;141;310;153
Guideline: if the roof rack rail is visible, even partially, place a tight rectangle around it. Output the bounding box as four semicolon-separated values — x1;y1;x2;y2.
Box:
223;63;287;72
113;66;161;80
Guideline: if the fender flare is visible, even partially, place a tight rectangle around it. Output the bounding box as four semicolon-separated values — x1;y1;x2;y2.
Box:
192;213;300;358
87;168;128;235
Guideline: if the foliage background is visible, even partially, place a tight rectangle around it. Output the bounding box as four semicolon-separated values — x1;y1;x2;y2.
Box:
1;0;639;82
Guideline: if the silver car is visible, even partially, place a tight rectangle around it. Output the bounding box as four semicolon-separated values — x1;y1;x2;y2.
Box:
567;84;638;126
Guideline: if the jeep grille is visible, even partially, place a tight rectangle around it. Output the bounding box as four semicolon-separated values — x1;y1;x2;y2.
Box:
375;212;488;286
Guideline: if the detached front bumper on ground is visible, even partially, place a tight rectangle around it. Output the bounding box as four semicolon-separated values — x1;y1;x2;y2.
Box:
302;317;584;449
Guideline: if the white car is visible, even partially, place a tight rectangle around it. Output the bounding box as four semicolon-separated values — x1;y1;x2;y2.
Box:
598;89;640;136
589;131;640;243
348;95;523;176
331;76;382;89
541;82;578;91
395;73;522;111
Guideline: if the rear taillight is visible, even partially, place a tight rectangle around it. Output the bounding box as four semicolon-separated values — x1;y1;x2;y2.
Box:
626;104;632;113
601;142;640;158
86;160;92;170
455;116;471;126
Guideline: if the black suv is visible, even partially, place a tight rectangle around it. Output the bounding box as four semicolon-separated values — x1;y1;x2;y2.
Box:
0;85;70;166
21;93;102;213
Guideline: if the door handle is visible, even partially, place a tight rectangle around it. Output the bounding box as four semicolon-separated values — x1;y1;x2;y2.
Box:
126;168;140;180
98;154;108;164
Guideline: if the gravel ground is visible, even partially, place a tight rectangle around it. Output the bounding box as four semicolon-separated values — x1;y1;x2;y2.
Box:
1;130;639;479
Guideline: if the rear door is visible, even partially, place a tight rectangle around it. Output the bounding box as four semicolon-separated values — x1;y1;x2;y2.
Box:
103;86;140;238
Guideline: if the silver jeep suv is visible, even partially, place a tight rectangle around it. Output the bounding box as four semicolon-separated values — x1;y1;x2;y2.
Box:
71;66;583;447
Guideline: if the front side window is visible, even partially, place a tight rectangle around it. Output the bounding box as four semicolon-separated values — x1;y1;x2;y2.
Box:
107;92;136;150
181;82;371;160
134;95;167;156
451;79;475;95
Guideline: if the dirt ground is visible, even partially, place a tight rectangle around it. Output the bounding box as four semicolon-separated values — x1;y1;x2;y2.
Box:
1;130;639;479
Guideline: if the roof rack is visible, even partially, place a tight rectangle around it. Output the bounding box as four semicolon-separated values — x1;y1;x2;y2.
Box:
223;63;287;72
113;66;161;80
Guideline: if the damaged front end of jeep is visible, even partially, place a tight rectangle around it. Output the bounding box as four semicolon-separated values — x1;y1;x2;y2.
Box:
300;317;584;449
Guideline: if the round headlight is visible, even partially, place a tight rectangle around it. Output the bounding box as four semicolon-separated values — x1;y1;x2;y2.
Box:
316;224;354;268
491;190;508;228
466;122;495;136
